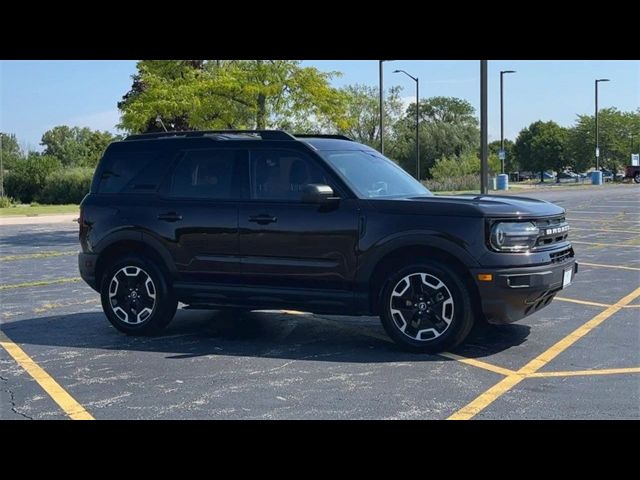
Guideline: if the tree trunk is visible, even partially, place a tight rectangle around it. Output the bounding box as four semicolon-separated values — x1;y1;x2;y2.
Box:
256;92;267;129
540;170;544;183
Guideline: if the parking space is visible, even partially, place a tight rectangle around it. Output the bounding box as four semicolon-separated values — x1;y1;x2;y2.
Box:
1;185;639;419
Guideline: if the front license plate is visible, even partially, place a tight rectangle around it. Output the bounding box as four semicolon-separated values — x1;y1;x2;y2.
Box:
562;268;572;288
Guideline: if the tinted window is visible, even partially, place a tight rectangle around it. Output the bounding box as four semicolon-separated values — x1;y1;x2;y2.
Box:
98;143;173;194
319;150;432;198
170;149;247;199
251;150;330;201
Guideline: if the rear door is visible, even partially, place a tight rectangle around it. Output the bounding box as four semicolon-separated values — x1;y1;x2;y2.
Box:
154;147;248;283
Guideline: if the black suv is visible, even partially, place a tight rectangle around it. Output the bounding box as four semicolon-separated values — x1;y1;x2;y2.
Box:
79;130;577;352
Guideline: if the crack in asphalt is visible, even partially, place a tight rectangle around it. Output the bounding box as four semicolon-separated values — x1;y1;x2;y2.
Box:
0;374;34;420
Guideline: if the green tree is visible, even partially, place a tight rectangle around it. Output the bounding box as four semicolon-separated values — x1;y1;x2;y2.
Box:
565;108;640;173
1;133;24;171
514;121;568;182
4;153;61;203
489;139;517;172
1;133;25;196
389;97;480;179
329;84;404;147
118;60;348;133
41;126;118;167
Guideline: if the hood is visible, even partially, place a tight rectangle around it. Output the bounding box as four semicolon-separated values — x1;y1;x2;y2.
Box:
374;194;565;218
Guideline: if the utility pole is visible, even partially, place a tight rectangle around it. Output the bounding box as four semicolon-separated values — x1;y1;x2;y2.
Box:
480;60;488;194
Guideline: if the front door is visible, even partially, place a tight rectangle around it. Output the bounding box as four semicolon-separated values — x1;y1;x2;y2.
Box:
238;148;359;294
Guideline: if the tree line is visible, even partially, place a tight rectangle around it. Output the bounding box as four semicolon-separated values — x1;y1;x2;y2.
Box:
2;60;639;203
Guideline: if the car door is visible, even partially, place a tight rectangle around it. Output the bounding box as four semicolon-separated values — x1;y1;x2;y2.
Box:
154;147;248;283
238;147;360;296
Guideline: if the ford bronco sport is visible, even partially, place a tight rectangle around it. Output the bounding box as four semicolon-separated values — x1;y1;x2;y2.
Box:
79;130;577;352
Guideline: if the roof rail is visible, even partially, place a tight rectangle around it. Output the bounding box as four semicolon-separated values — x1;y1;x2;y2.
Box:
294;134;353;141
124;130;296;141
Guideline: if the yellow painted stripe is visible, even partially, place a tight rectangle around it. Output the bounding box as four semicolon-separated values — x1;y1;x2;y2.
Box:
0;251;77;262
0;277;81;291
568;210;640;215
448;286;640;420
0;330;94;420
529;367;640;378
571;227;640;234
567;217;640;224
579;262;640;272
439;352;515;376
571;240;640;248
555;297;611;308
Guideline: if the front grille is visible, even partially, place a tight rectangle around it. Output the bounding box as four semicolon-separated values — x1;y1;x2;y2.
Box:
550;247;574;264
534;216;569;248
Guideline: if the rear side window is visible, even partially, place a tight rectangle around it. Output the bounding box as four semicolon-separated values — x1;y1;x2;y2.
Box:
169;149;248;200
97;143;174;194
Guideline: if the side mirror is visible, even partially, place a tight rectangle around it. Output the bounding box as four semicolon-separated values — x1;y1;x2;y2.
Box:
301;184;339;204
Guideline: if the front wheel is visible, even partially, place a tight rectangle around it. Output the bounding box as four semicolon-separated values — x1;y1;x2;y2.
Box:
379;261;475;353
100;255;177;335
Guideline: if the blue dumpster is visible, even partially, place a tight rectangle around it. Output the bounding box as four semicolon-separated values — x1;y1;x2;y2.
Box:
497;174;509;191
591;171;603;185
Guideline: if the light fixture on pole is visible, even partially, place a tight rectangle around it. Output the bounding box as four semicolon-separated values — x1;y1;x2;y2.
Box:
595;78;610;170
499;70;516;174
393;69;420;180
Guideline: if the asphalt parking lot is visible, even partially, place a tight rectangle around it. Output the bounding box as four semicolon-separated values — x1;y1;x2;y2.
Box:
1;185;639;420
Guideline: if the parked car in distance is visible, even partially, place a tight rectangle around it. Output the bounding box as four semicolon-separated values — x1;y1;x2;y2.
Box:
624;165;640;183
557;171;579;182
78;130;577;353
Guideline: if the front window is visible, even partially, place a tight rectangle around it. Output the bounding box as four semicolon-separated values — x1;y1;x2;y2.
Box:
318;150;432;199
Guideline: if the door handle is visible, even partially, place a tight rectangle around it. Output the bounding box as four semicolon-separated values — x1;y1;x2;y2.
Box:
157;212;183;222
248;214;277;225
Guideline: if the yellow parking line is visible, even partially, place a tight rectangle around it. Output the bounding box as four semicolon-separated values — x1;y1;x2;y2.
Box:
0;251;77;262
567;218;640;224
529;367;640;378
555;297;610;308
448;286;640;420
571;240;640;248
571;227;640;234
0;277;81;291
0;330;94;420
578;262;640;272
439;352;516;376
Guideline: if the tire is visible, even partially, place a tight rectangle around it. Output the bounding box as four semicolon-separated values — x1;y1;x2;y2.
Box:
100;254;177;335
378;260;475;353
634;173;640;184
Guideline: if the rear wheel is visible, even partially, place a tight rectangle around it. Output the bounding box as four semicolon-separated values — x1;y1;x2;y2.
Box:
100;255;177;335
379;260;475;353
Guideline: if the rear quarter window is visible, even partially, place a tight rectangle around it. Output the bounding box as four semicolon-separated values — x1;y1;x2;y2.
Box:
96;142;176;194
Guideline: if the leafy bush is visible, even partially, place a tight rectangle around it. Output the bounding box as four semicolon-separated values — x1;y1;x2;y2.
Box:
4;154;62;203
429;152;501;182
423;174;481;192
39;167;94;204
0;196;15;208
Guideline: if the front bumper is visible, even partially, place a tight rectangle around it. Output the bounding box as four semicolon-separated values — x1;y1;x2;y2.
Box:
78;252;99;291
471;259;578;324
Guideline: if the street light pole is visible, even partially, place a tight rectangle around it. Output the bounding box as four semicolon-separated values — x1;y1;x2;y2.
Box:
378;60;394;155
379;61;384;154
500;70;516;174
393;69;420;180
480;61;488;194
595;78;610;170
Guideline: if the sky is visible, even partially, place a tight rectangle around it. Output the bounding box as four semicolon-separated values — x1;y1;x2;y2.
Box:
1;60;638;152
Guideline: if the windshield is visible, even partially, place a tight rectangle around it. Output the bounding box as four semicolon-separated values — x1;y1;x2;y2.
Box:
319;150;432;199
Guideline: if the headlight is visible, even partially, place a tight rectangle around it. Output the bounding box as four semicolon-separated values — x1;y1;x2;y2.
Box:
490;222;539;252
